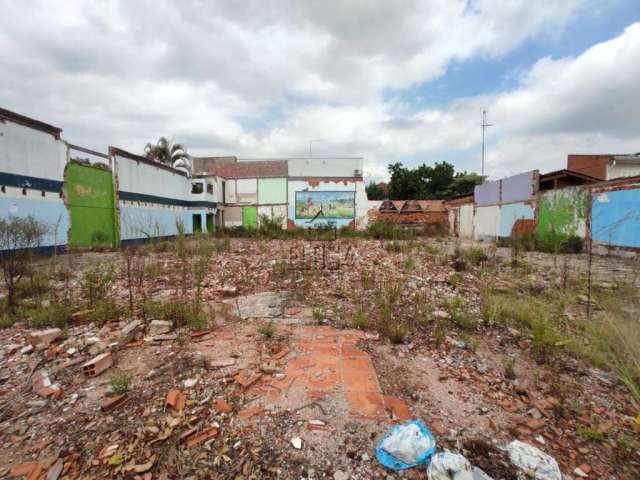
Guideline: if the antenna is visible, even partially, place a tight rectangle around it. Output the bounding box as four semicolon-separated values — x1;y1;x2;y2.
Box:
481;110;493;177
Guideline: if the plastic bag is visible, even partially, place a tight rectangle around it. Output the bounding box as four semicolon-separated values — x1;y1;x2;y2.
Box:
427;452;474;480
505;440;561;480
376;420;436;470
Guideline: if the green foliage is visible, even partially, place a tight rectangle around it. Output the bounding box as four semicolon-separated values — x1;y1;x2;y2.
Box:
0;312;16;329
145;262;167;279
367;221;414;240
387;161;484;200
351;309;368;329
403;256;416;271
385;241;402;253
143;298;207;329
258;321;276;338
455;246;488;265
444;297;476;330
81;263;115;308
87;299;124;326
366;181;386;200
258;214;286;236
144;137;190;166
576;424;604;442
27;302;72;329
109;370;134;394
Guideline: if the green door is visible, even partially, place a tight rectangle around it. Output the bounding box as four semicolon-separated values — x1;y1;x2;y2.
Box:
65;162;118;248
206;213;214;233
192;214;202;233
243;206;257;229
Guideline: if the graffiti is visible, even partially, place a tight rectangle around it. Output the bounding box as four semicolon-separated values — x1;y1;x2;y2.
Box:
295;191;355;220
287;242;355;270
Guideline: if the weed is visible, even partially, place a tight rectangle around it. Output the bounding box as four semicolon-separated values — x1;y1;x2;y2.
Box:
424;243;442;256
432;321;446;346
88;299;124;326
444;297;476;330
351;308;368;329
460;333;479;351
385;241;402;253
576;424;604;442
386;321;408;344
503;358;517;380
27;302;71;329
109;370;134;395
258;321;276;339
448;272;462;287
81;263;115;308
404;256;416;271
312;307;324;324
455;247;488;266
145;262;167;279
0;312;15;329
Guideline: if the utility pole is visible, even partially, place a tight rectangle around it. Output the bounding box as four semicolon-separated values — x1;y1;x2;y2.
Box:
481;110;493;177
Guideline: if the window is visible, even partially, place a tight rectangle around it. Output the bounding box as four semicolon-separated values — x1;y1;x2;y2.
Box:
206;183;214;194
191;182;204;194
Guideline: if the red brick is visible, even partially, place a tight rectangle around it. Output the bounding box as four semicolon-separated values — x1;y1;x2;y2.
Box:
101;394;128;412
234;372;262;389
238;405;263;420
383;396;414;421
82;352;113;377
186;426;218;448
214;399;233;413
166;390;186;412
9;462;41;477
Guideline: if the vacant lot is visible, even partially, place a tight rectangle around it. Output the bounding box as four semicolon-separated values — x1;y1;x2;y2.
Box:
1;234;639;478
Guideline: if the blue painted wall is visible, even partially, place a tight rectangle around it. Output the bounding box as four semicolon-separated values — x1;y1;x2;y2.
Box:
475;181;500;206
499;202;534;237
592;188;640;248
0;195;69;247
501;171;535;204
119;203;209;240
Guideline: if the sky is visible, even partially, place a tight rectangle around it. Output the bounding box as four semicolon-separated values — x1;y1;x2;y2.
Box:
1;1;639;182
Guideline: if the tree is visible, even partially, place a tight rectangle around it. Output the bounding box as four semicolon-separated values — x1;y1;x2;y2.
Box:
387;162;484;200
144;137;190;166
366;181;386;200
0;216;47;313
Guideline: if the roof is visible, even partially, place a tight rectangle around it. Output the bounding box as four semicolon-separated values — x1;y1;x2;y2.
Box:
0;107;62;139
539;169;601;183
202;160;288;179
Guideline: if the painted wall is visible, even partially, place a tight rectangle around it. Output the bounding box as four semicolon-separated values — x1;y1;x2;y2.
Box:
607;163;640;180
501;171;536;204
0;187;68;247
474;205;500;239
475;181;500;206
225;179;237;203
459;204;474;238
258;177;287;204
288;179;357;228
224;206;242;227
115;154;188;200
257;204;287;228
288;158;363;178
537;187;587;245
499;202;534;237
592;187;640;248
236;178;257;204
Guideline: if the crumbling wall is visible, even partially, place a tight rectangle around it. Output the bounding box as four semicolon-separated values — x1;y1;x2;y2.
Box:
537;186;587;245
500;202;535;237
474;205;500;239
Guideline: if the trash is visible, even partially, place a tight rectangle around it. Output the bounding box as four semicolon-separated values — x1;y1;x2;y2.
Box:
505;440;561;480
427;451;493;480
376;419;436;470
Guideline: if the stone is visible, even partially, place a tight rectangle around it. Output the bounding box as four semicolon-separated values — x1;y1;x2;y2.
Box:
30;328;62;347
574;467;588;478
333;470;348;480
148;320;173;336
20;345;34;355
291;437;302;449
120;320;142;342
88;341;107;356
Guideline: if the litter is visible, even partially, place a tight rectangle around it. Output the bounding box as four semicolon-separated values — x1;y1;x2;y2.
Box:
427;451;493;480
376;419;436;470
505;440;561;480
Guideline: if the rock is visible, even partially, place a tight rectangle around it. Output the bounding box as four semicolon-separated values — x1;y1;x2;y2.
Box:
148;320;173;336
361;453;370;462
120;320;142;342
29;328;62;347
291;437;302;449
183;378;198;388
20;345;34;355
88;341;107;356
333;470;348;480
574;467;588;478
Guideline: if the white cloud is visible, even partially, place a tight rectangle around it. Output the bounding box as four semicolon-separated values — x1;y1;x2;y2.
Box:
1;0;638;183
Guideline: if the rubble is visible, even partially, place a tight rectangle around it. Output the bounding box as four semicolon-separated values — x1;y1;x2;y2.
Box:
82;352;113;377
29;328;62;347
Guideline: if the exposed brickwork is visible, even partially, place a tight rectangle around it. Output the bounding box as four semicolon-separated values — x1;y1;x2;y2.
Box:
567;154;612;180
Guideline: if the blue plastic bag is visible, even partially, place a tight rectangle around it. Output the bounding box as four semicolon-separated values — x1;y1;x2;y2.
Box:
376;419;437;470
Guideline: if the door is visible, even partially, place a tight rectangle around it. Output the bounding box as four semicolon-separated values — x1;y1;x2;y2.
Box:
65;162;118;248
192;213;202;233
243;206;257;229
206;213;214;233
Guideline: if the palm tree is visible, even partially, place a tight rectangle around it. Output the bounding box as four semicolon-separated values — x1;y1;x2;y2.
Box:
144;137;190;166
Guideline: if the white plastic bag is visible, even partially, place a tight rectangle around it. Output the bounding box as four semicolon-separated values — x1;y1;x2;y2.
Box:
505;440;561;480
427;451;494;480
379;422;435;465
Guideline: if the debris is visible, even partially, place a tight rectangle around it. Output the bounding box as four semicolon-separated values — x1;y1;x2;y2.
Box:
238;405;263;420
574;467;588;478
82;352;113;377
209;358;236;368
20;345;34;355
123;455;156;474
29;328;62;347
182;378;198;388
119;319;142;342
291;437;303;449
32;371;62;399
46;458;64;480
427;451;493;480
186;426;219;448
376;419;436;469
148;319;173;336
165;390;186;412
214;399;233;413
333;470;348;480
505;440;561;480
101;394;128;412
234;371;262;389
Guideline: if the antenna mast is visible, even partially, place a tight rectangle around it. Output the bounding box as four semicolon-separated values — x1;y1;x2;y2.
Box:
481;110;493;177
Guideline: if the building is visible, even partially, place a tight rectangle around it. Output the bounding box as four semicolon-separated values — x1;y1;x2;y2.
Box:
567;153;640;180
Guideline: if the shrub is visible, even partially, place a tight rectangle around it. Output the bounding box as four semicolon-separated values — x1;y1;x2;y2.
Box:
258;321;276;338
109;370;134;395
445;297;476;330
27;302;72;329
351;309;368;329
81;263;115;308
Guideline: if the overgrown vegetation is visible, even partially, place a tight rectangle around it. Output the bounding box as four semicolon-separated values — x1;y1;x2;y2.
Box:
109;370;134;395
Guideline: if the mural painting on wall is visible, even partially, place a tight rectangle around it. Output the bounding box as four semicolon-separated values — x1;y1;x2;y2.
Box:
295;191;355;220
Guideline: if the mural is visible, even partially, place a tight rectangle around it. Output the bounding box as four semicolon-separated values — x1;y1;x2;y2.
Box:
295;191;355;220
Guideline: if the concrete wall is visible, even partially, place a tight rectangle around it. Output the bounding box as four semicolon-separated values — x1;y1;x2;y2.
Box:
474;205;500;239
225;206;243;227
258;204;287;228
0;120;69;249
537;186;587;245
607;163;640;180
236;178;257;204
475;181;500;207
288;158;363;178
592;186;640;248
459;204;474;238
499;202;534;237
258;177;287;204
501;171;536;204
288;179;357;229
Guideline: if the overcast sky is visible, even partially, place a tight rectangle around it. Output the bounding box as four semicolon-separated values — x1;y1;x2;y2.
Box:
1;0;639;181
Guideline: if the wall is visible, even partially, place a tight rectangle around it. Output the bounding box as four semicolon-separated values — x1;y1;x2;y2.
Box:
592;185;640;248
474;181;500;206
607;162;640;180
258;177;287;204
258;205;287;228
287;179;357;229
459;204;474;238
224;206;242;227
537;186;587;245
288;158;363;178
474;206;500;239
0;119;69;249
567;154;610;180
499;202;534;237
501;171;536;204
236;178;257;203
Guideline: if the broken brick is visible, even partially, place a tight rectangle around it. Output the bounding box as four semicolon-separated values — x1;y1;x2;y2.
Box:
234;372;262;389
186;426;219;448
101;394;128;412
29;328;62;347
238;405;263;420
9;462;41;477
82;352;113;377
166;389;186;412
383;395;414;421
214;399;233;413
272;347;291;360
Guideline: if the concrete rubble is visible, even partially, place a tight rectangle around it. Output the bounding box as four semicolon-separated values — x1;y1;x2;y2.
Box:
0;237;638;479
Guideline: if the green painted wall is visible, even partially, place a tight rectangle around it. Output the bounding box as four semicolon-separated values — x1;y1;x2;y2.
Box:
65;162;118;248
243;206;257;229
258;177;287;204
537;187;587;247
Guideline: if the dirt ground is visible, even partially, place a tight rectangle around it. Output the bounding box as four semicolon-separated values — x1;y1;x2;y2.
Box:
0;237;639;479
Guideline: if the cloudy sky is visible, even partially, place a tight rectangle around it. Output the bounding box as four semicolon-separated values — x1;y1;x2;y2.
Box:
1;1;639;181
